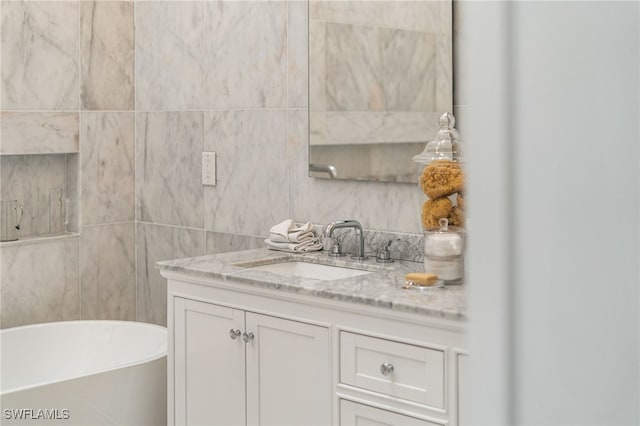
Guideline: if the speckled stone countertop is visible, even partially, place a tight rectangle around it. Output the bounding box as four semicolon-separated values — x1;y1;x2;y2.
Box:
156;248;466;321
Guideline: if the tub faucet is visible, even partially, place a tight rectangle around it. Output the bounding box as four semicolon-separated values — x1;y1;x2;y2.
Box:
323;220;367;260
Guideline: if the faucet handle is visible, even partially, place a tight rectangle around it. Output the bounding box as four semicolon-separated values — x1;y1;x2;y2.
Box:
328;235;345;257
376;239;396;263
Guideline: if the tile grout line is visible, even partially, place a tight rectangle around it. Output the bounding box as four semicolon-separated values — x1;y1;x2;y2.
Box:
77;0;82;321
201;1;207;256
133;0;139;322
286;0;291;220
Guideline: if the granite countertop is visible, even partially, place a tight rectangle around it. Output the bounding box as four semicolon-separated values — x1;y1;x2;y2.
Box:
156;248;466;321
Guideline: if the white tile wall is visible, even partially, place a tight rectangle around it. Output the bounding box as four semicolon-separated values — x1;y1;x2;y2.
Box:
81;112;135;225
0;237;80;328
80;1;134;111
136;111;204;229
80;223;135;320
1;2;79;110
203;110;288;236
135;2;205;111
136;223;205;325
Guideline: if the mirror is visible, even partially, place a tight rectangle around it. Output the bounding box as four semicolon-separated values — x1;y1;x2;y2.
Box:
308;0;453;183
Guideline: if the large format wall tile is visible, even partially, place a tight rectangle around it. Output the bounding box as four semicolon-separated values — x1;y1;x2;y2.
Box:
1;155;68;237
288;0;308;108
205;231;264;255
136;223;205;326
0;237;80;329
135;2;204;111
204;110;288;236
325;23;383;112
81;112;134;225
388;182;423;235
1;1;79;110
136;111;204;229
312;0;449;34
81;1;134;111
80;223;135;320
204;1;286;108
0;112;79;155
288;110;390;231
308;20;326;113
383;29;436;111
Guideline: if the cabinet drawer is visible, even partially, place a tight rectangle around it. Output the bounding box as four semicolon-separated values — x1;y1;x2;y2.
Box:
340;400;443;426
340;332;444;408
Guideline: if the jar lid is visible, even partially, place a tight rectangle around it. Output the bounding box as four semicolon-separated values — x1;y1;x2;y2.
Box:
424;218;465;237
412;112;462;165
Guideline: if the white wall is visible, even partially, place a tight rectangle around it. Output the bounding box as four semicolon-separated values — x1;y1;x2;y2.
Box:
466;1;640;424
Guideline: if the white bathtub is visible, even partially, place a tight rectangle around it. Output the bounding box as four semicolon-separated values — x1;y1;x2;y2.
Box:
0;320;167;426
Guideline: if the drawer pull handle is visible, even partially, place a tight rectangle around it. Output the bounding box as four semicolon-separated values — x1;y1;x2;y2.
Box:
380;362;394;376
229;328;242;340
242;331;255;343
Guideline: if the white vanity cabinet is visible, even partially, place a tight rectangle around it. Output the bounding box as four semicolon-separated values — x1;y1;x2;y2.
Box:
163;268;466;426
172;296;330;426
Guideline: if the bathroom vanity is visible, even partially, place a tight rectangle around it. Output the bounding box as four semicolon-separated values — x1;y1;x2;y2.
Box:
158;249;467;426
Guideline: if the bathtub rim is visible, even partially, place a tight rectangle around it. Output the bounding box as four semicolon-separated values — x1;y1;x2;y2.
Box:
0;320;167;396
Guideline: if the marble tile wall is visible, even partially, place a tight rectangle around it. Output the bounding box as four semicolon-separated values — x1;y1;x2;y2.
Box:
0;0;135;328
1;2;79;111
134;0;466;325
136;223;205;326
1;0;467;328
81;223;135;320
135;112;204;228
0;112;79;155
0;237;80;329
80;1;134;111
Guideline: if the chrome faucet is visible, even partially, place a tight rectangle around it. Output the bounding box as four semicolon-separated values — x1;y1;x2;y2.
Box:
323;220;366;260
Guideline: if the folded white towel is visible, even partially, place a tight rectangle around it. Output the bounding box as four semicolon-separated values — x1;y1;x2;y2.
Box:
264;238;323;253
269;219;317;243
270;219;294;243
287;230;315;243
288;222;315;242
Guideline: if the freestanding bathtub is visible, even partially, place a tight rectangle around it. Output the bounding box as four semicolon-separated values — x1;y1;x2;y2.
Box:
0;320;167;426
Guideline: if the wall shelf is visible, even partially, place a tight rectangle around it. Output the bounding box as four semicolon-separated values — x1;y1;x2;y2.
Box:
0;232;79;248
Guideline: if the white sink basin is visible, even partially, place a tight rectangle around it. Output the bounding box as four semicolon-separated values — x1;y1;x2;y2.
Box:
246;261;372;280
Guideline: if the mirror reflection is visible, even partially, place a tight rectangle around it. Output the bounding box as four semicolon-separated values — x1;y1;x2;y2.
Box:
308;0;453;183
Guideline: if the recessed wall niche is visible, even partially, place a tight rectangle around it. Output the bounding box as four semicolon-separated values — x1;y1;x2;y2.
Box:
0;153;79;240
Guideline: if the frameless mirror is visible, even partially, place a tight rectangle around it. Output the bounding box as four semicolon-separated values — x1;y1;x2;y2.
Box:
308;0;453;183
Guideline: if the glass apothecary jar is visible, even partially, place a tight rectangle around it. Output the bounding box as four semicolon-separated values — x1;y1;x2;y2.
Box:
413;112;466;284
424;218;465;284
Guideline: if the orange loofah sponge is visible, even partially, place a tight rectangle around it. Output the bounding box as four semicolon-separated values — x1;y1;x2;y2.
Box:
421;197;452;230
448;206;465;227
419;160;465;199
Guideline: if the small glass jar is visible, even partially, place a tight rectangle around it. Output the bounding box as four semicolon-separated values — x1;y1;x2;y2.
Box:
413;112;466;284
424;218;465;284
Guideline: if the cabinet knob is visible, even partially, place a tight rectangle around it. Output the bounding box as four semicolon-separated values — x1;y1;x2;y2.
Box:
229;328;242;340
242;331;255;343
380;362;394;376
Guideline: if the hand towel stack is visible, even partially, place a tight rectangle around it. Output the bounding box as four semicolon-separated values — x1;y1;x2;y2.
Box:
264;219;322;253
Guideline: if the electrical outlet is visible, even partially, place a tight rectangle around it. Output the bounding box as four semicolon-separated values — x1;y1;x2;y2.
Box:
202;152;216;186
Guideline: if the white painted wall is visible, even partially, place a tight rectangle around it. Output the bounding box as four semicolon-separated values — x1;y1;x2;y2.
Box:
458;1;513;424
465;1;640;424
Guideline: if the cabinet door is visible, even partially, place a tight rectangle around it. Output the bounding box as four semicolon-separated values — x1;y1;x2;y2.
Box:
174;297;245;426
245;313;330;426
340;400;442;426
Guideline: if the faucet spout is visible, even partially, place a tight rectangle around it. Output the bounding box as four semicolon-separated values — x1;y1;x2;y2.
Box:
323;220;366;260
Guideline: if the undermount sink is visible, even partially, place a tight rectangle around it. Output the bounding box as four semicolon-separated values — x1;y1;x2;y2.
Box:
245;261;373;280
